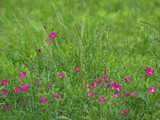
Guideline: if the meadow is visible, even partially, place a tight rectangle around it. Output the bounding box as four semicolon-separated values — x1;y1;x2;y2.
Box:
0;0;160;119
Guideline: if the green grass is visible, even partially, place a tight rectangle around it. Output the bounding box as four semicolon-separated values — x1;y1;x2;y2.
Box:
0;0;160;119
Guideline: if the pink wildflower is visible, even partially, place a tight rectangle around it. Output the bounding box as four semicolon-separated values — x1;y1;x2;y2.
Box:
2;90;9;95
48;32;57;39
19;72;26;79
13;89;19;93
131;91;136;96
90;83;98;88
35;79;40;84
58;72;65;79
148;86;157;93
54;94;60;99
1;79;8;85
103;74;108;80
98;96;106;103
94;79;101;83
144;67;155;75
113;93;120;98
123;76;132;83
74;67;81;72
123;92;131;97
113;83;122;91
40;97;48;103
120;109;129;114
87;91;95;97
47;40;52;44
20;85;30;92
3;104;11;110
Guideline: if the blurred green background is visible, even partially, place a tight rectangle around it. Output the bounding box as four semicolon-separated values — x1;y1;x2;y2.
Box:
1;0;160;50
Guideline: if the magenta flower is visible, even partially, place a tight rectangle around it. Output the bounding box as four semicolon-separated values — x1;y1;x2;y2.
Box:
3;104;11;110
113;93;120;98
90;83;98;88
35;79;40;84
111;81;116;85
2;90;9;95
123;76;132;83
13;89;19;93
54;94;60;99
74;67;81;72
120;109;129;114
58;72;65;79
144;67;155;75
103;74;108;80
48;32;57;39
94;79;101;83
113;83;122;91
123;92;131;97
131;91;136;96
148;86;157;93
1;79;8;85
40;97;48;103
19;72;26;79
87;91;95;97
20;85;30;92
98;96;106;103
47;40;52;44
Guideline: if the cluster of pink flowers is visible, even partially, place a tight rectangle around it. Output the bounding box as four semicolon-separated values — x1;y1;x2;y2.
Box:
37;30;57;52
144;67;157;93
1;47;158;118
108;82;122;91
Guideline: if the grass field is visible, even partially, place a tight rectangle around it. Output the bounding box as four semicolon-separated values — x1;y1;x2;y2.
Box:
0;0;160;119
